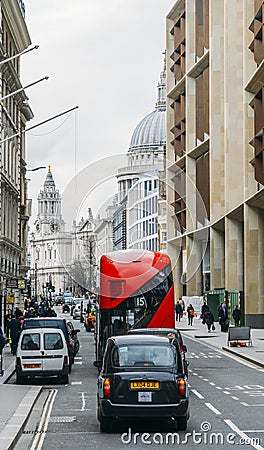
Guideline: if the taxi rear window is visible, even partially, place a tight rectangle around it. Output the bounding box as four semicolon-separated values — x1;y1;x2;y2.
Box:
112;344;175;367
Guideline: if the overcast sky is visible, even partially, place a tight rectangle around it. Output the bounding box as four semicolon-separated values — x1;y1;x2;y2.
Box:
22;0;174;228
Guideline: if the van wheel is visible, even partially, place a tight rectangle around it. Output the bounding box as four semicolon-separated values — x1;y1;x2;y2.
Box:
177;417;187;431
100;417;114;433
61;374;69;384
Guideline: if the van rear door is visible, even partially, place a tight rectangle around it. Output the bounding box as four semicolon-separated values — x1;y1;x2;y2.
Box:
20;332;43;371
42;331;65;372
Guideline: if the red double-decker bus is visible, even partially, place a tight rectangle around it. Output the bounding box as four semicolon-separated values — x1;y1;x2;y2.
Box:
95;249;175;360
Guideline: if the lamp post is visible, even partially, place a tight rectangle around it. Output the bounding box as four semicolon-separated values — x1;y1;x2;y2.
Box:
34;262;37;300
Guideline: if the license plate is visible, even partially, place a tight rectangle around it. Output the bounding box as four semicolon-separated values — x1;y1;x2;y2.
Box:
130;381;160;390
138;391;152;402
23;364;41;369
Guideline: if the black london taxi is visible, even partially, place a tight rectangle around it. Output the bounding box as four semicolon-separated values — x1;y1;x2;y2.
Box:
94;334;189;433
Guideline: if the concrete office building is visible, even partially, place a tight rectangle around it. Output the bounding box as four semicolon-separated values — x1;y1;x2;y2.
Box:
166;0;264;327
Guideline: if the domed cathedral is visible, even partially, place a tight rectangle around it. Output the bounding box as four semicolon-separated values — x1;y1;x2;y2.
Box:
113;56;167;252
30;166;73;297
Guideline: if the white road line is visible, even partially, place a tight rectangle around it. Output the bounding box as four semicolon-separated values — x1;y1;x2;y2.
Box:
224;419;264;450
241;402;248;406
71;381;82;385
231;396;239;400
81;392;86;411
192;372;198;376
198;376;203;379
205;403;221;415
191;389;204;399
203;378;209;382
30;389;58;450
74;356;82;360
74;362;83;365
215;386;223;390
209;382;215;386
223;391;231;395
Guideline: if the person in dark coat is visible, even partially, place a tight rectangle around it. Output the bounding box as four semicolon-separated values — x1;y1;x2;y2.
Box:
218;302;228;332
201;301;209;317
203;310;215;332
232;305;241;327
175;301;183;322
187;304;195;326
7;317;21;355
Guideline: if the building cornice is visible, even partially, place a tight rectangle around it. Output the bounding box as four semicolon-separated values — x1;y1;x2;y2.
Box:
2;0;31;51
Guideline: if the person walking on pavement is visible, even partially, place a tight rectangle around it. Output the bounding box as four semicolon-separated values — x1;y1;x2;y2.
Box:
0;325;6;376
179;298;185;318
203;310;215;332
232;305;242;327
218;302;228;332
6;317;21;355
175;301;183;322
187;304;195;326
201;301;209;318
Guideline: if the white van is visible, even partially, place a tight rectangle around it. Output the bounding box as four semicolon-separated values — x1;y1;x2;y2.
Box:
16;327;70;384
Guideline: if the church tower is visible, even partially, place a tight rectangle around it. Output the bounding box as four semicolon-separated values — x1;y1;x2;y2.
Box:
34;165;65;236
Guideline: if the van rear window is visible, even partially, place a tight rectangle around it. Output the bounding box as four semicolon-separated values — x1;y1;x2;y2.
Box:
44;333;63;350
21;333;40;350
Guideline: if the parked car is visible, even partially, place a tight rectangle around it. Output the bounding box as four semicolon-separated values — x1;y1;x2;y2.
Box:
16;327;70;384
127;327;188;376
67;321;80;355
22;318;75;371
94;334;189;432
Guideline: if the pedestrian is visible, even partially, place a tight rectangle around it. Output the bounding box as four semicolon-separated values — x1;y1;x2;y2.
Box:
175;301;183;322
201;301;209;318
187;304;195;326
203;310;215;332
0;325;6;353
218;302;228;332
232;305;241;327
179;298;185;318
6;317;21;355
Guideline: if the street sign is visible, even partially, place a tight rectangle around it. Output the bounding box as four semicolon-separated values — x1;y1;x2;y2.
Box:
18;279;26;289
6;279;18;288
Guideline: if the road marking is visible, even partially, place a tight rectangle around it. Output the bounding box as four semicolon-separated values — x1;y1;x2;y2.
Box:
241;402;248;406
74;356;82;360
203;378;209;382
231;396;239;400
191;389;204;399
198;376;203;379
223;391;231;395
209;382;215;386
205;403;221;415
74;362;83;365
215;386;223;390
30;389;58;450
224;419;264;450
192;372;198;376
71;381;82;385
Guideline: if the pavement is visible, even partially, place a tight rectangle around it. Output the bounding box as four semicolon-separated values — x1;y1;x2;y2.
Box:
0;317;263;449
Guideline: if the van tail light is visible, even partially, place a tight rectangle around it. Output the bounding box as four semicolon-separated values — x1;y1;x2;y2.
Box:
16;357;21;367
178;378;186;396
63;356;68;365
103;378;111;397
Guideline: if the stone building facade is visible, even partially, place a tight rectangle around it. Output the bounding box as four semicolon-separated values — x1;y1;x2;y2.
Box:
166;0;264;327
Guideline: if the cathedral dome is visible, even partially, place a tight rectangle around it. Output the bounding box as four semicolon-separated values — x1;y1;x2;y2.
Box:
128;109;166;153
128;59;166;154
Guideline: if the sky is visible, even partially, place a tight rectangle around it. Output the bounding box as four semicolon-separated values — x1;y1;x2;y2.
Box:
22;0;174;229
